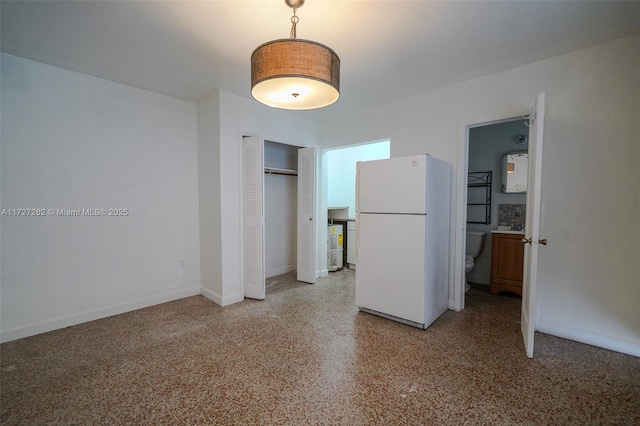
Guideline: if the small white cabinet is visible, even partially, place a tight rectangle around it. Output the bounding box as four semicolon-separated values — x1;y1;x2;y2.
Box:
347;220;356;269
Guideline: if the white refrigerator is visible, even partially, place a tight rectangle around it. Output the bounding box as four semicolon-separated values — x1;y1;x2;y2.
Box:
355;154;451;329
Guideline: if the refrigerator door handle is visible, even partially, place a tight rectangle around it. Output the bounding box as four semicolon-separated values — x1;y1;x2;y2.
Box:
355;213;360;261
355;162;360;214
355;162;360;261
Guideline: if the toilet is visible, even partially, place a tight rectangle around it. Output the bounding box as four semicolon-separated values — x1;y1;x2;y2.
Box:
465;230;486;292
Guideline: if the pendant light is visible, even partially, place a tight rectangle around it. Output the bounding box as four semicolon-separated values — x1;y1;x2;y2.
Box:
251;0;340;110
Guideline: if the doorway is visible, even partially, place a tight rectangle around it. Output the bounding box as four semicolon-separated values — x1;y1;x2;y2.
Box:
323;139;390;273
456;94;546;358
465;119;529;294
264;140;299;278
325;140;390;218
456;95;546;359
241;136;316;300
454;111;531;312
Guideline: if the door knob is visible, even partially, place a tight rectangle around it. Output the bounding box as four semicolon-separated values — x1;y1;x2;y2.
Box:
538;238;547;245
522;237;532;245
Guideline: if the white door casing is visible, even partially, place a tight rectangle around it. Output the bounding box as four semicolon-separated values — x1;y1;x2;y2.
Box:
521;92;546;358
242;136;265;300
456;113;527;311
297;147;316;283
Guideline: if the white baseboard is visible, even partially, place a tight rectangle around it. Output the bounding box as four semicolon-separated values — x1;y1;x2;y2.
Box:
319;269;329;278
448;298;457;311
200;286;244;307
0;287;201;344
265;264;295;278
537;319;640;358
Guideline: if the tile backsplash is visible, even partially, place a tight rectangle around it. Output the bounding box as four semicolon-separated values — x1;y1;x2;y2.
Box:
498;204;526;231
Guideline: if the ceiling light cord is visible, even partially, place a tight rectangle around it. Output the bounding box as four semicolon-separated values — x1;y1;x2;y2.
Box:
290;10;299;39
286;0;304;39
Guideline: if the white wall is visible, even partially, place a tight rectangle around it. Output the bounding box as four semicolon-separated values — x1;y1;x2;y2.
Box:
0;54;201;342
197;91;223;304
320;34;640;356
198;90;321;304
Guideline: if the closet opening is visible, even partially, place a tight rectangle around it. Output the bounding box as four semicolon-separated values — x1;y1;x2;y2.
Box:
241;135;316;300
264;140;299;279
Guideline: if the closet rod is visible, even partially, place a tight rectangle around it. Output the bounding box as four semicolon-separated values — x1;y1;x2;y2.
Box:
264;167;298;176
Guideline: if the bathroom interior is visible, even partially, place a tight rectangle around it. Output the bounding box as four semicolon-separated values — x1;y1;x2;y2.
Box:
465;118;529;297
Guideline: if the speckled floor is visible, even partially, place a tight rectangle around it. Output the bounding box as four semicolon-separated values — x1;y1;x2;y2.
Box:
1;269;638;425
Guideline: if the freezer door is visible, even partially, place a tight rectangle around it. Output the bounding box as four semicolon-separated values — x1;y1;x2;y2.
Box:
356;154;427;214
355;213;426;324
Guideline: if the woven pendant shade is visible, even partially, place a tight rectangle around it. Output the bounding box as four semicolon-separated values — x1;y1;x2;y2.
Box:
251;39;340;110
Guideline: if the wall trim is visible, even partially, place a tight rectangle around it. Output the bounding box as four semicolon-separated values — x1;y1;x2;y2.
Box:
266;265;296;279
448;298;457;311
200;286;244;307
537;319;640;358
0;287;200;344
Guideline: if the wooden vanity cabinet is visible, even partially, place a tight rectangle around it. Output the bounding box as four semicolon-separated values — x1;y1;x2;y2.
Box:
490;233;524;296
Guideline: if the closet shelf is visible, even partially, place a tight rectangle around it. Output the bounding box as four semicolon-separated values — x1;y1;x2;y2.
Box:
264;166;298;176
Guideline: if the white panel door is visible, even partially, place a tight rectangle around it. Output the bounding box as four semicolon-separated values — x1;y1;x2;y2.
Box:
297;147;316;283
522;93;546;358
355;213;426;324
242;136;265;299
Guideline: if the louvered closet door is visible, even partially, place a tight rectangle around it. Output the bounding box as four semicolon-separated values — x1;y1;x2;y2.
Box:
242;136;265;299
297;147;316;283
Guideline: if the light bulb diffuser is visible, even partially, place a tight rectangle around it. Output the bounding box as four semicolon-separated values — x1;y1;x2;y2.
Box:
251;39;340;110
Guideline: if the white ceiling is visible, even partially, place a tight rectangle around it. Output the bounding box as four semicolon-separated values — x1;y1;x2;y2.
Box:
2;1;639;121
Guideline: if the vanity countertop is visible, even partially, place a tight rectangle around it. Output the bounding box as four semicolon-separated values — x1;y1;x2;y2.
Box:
491;230;525;235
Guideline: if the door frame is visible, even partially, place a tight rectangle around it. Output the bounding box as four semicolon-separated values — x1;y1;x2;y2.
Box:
238;131;318;299
453;110;531;311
